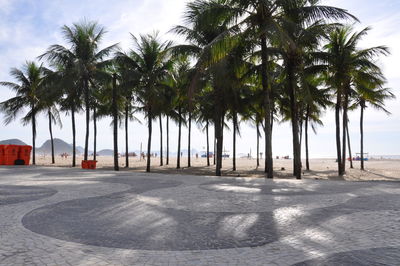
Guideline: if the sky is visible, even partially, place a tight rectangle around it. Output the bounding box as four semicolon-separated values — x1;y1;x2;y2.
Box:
0;0;399;158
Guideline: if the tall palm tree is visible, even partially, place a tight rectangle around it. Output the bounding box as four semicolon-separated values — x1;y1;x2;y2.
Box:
162;56;192;169
112;73;120;171
172;1;234;176
194;85;214;167
40;20;118;161
353;71;394;170
323;26;389;175
0;61;43;165
186;0;355;178
127;32;173;172
114;48;142;168
38;68;63;164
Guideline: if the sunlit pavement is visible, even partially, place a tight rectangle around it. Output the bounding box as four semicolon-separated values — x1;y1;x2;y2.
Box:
1;167;400;265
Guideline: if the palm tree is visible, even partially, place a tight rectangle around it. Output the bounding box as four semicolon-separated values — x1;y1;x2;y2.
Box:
38;68;63;164
172;1;235;176
162;56;192;169
40;20;118;161
323;26;389;175
114;49;142;168
194;85;214;166
127;32;172;172
59;70;82;167
354;72;394;170
188;0;356;178
112;73;120;171
0;61;44;165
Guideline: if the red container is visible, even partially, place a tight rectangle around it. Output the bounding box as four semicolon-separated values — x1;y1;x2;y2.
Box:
82;160;97;170
4;145;19;165
0;145;5;165
81;160;88;169
87;160;97;169
18;145;32;165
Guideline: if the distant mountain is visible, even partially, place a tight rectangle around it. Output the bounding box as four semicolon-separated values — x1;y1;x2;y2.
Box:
36;138;82;155
0;139;28;145
76;146;85;154
97;149;114;156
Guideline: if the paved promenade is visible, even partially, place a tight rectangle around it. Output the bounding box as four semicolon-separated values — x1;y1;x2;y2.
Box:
0;167;399;265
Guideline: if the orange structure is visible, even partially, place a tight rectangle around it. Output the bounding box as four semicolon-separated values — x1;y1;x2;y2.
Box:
82;160;97;170
88;160;97;169
19;146;32;165
3;145;19;165
0;145;5;165
0;145;32;166
81;160;88;169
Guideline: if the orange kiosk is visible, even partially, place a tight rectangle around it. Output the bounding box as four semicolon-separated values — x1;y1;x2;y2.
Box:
0;145;5;165
0;145;32;165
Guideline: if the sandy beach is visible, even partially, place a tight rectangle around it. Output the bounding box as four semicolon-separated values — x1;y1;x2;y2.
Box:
32;155;400;181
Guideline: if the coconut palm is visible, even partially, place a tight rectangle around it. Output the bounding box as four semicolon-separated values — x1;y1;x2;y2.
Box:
58;67;82;167
300;75;330;171
353;71;394;170
194;85;215;166
40;20;118;161
126;32;172;172
322;26;389;175
38;68;64;164
113;53;141;168
161;55;192;169
0;61;44;165
189;0;356;178
172;1;235;176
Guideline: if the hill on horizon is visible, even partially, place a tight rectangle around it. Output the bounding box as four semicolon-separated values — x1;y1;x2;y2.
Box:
0;139;28;145
97;149;114;156
36;138;83;155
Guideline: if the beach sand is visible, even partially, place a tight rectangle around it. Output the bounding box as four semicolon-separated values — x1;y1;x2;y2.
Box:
33;155;400;181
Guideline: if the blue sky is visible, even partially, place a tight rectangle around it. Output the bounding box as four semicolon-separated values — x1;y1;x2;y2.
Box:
0;0;399;158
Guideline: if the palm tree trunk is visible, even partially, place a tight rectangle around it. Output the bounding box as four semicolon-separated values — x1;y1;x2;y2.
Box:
288;64;301;179
125;103;129;168
206;120;210;167
93;107;97;161
188;111;192;168
159;115;163;166
346;121;354;169
215;113;224;176
84;79;90;161
112;74;119;171
32;106;36;165
342;88;349;172
146;110;152;173
256;121;260;167
261;34;273;179
360;101;365;170
213;135;216;165
48;110;55;164
305;105;310;171
335;92;343;176
177;106;182;169
232;113;237;171
71;107;76;167
166;116;169;165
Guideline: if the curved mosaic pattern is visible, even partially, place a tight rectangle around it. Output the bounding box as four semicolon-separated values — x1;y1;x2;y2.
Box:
21;176;400;251
292;247;400;265
22;178;279;250
1;167;399;264
199;179;375;195
0;185;57;205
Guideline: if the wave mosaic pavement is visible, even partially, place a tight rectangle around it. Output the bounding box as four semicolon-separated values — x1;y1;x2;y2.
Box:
1;166;400;265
